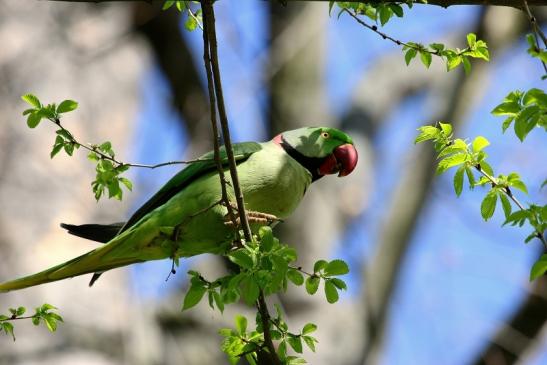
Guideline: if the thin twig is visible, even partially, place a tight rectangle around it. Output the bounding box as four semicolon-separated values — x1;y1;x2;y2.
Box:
475;165;547;249
51;118;208;168
342;8;472;57
258;292;281;365
289;265;315;277
523;0;547;46
522;0;547;73
184;2;203;30
0;315;37;322
201;12;239;234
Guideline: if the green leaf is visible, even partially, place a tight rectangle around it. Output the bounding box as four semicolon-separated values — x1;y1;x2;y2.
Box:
27;113;42;128
447;55;462;71
259;226;274;252
530;254;547;281
510;180;528;194
31;315;40;326
436;153;467;175
378;6;391;26
63;142;75;156
499;193;512;219
302;323;317;335
2;322;15;341
185;14;198;31
478;160;494;176
462;56;471;74
162;0;175;10
324;280;339;304
420;51;432;68
57;100;78;113
466;33;477;47
404;48;417;66
43;315;58;332
235;314;247;335
303;335;317;352
119;177;133;191
491;102;521;116
330;277;347;290
415;125;440;143
453;166;465;197
228;250;254;269
480;191;497;221
240;276;260;306
182;281;207;310
305;276;320;295
514;104;540;140
50;143;64;159
501;116;514;132
390;4;404;17
324;259;350;276
472;136;490;152
438;122;452;136
465;167;476;188
429;43;445;52
21;94;41;108
287;335;303;354
16;307;26;316
287;269;304;286
278;340;287;360
313;259;328;273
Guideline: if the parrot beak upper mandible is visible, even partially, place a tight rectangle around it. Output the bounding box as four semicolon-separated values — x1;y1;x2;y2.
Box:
318;144;358;177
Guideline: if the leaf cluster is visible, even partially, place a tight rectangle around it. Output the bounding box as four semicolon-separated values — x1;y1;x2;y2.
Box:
526;33;547;79
220;310;318;365
416;122;546;280
163;1;203;31
331;1;413;26
403;33;489;73
182;226;349;363
21;94;133;201
0;304;63;341
491;88;547;141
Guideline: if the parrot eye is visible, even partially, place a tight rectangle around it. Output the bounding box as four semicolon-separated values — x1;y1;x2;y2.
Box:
321;132;330;139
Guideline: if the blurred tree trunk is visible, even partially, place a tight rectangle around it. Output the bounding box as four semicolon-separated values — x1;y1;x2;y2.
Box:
131;1;212;154
355;7;537;365
0;1;148;364
266;2;373;364
470;265;547;365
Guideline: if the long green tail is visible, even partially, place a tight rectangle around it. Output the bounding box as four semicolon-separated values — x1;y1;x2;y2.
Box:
0;247;140;292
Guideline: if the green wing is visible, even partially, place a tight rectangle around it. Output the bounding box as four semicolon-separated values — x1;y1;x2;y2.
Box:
119;141;262;233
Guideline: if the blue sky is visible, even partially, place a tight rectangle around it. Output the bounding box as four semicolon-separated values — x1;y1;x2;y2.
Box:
128;3;547;364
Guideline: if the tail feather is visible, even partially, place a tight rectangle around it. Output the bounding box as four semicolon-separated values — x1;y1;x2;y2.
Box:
60;222;125;243
0;247;141;292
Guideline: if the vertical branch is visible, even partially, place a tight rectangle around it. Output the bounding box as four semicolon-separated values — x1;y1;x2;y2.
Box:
202;0;253;242
522;0;547;73
201;8;239;234
201;2;280;364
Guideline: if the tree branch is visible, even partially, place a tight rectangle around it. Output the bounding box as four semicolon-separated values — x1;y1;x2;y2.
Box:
200;2;280;364
474;165;547;249
470;273;547;365
201;8;239;233
202;1;253;243
42;0;547;9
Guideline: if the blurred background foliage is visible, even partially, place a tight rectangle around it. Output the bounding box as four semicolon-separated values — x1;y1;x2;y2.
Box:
0;1;545;364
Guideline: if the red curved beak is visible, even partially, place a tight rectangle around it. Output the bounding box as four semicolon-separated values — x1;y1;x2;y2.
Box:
318;144;358;177
334;143;358;176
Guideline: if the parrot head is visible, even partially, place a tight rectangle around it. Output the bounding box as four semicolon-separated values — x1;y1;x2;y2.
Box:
273;127;358;181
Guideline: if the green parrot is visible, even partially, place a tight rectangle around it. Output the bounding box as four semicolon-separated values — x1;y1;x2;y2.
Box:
0;126;357;292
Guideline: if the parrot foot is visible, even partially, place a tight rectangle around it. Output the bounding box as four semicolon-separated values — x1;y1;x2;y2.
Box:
223;204;282;227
